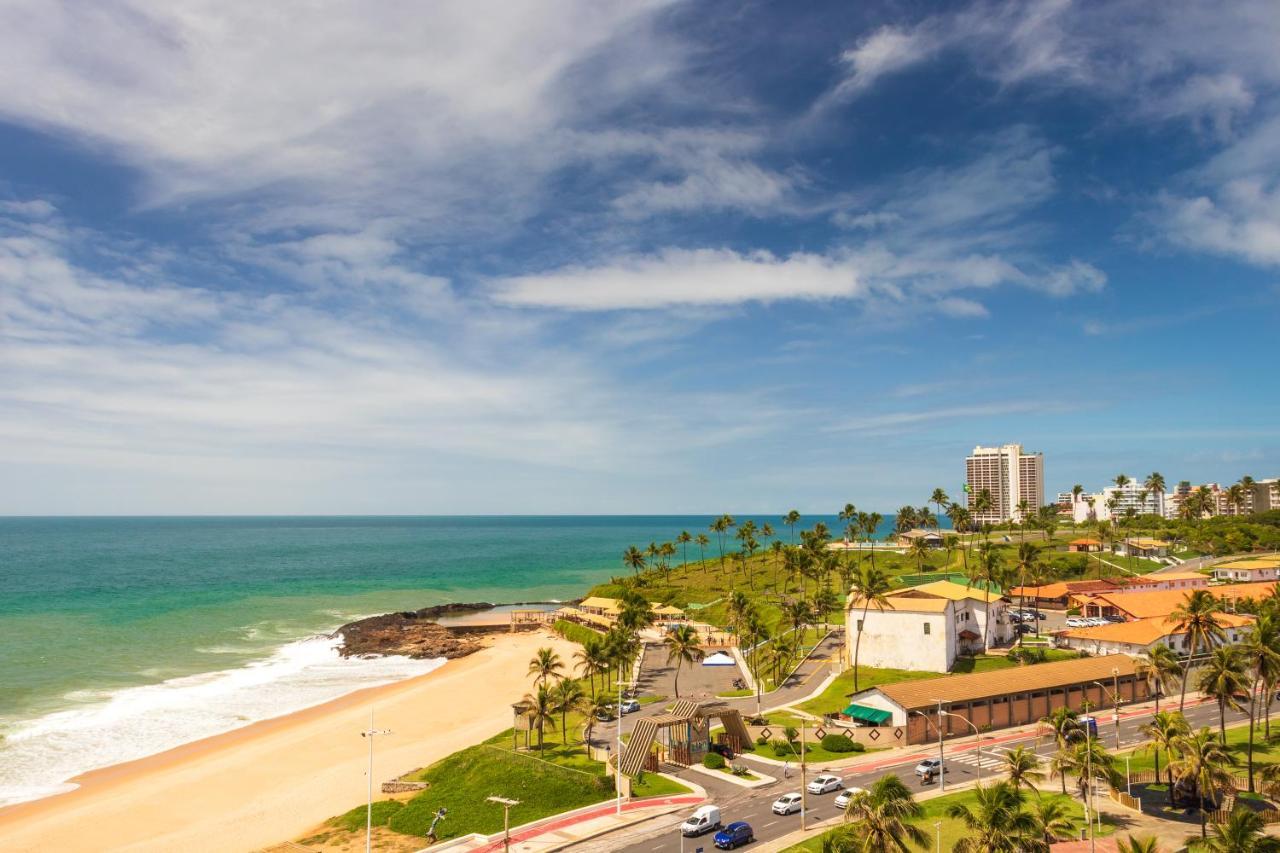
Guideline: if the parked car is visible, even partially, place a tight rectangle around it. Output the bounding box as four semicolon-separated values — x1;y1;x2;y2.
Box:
1015;623;1034;634
594;706;616;721
619;699;641;714
807;774;843;794
714;821;754;849
914;757;945;776
680;805;722;837
832;787;867;810
710;742;735;759
772;793;803;815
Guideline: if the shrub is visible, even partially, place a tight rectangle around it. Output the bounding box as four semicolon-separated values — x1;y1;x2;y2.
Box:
783;726;799;743
702;752;726;770
849;741;865;752
820;734;857;753
771;740;795;757
1066;607;1081;616
755;735;770;748
731;764;752;777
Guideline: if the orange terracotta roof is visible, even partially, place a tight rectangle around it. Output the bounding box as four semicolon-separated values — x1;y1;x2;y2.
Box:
1057;613;1254;645
872;654;1136;711
1070;538;1102;545
849;595;951;613
1090;581;1280;619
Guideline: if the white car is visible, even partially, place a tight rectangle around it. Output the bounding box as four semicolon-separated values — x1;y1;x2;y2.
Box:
772;793;803;815
807;774;843;794
833;787;867;810
914;757;944;776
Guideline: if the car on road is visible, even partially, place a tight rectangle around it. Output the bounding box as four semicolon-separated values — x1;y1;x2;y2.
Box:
807;774;843;794
914;757;945;776
713;821;754;849
619;699;641;714
1015;623;1034;634
680;805;721;837
832;787;867;810
772;793;803;815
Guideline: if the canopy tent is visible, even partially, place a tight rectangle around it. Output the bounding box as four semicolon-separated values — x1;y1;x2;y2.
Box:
842;703;893;725
702;651;736;666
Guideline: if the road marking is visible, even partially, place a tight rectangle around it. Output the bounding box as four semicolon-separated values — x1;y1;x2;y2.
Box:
763;820;777;828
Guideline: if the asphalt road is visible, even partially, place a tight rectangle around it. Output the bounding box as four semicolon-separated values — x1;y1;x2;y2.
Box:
613;696;1249;853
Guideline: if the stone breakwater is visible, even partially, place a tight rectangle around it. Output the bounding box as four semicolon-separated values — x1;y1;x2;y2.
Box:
334;602;499;659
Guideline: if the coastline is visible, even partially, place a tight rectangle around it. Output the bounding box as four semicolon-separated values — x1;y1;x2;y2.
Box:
0;629;577;853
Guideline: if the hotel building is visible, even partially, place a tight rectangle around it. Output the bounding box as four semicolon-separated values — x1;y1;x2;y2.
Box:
965;444;1044;523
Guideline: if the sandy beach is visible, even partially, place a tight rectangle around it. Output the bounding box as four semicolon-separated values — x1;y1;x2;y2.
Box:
0;629;576;853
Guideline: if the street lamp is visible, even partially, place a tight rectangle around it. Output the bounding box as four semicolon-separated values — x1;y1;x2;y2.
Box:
909;699;949;792
1090;670;1123;750
486;796;520;853
614;677;630;816
360;710;393;853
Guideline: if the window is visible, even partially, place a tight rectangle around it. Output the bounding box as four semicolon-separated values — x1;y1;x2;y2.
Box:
856;619;863;631
924;623;931;635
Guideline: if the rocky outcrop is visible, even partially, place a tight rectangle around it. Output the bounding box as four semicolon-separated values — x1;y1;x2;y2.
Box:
335;604;496;659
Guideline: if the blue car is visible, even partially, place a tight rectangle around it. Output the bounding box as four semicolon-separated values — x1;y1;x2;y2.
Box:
714;821;754;849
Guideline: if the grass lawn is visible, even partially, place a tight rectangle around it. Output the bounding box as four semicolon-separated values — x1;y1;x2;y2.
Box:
795;665;943;717
553;619;604;646
1120;718;1280;775
781;788;1111;852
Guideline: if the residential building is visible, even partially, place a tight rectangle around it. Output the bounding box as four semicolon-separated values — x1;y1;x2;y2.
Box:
1212;555;1280;583
1252;478;1280;513
842;654;1147;744
1079;580;1278;620
1008;579;1125;609
1069;481;1164;523
1112;537;1171;559
1067;538;1103;553
845;580;1011;673
1054;613;1254;658
965;444;1044;524
896;529;944;548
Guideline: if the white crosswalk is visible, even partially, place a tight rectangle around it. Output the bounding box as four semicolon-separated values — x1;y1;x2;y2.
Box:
945;746;1030;771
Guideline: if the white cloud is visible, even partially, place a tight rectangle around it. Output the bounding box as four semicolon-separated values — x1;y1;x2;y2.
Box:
825;25;938;104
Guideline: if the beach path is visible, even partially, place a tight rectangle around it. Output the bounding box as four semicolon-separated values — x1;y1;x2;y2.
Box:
0;630;576;853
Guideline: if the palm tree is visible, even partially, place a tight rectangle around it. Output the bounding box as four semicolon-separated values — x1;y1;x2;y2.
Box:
840;773;926;852
907;536;931;573
522;684;558;755
1029;796;1076;846
1170;726;1238;838
943;534;960;571
1116;837;1162;853
1197;646;1249;744
711;515;731;572
1188;807;1280;852
574;635;608;697
783;510;801;545
1244;612;1280;788
726;590;753;640
947;781;1039;852
848;563;893;694
1171;589;1226;710
663;624;704;698
1141;710;1190;799
1013;542;1041;645
554;679;586;745
1000;745;1045;792
622;545;646;578
528;647;565;687
1139;644;1184;714
931;488;950;520
974;489;994;537
582;694;611;747
676;530;692;569
863;512;884;571
695;533;710;572
976;543;1003;647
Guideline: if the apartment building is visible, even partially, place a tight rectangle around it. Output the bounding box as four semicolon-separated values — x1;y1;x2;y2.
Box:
965;444;1044;523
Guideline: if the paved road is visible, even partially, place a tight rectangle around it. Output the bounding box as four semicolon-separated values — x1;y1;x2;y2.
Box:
608;696;1247;853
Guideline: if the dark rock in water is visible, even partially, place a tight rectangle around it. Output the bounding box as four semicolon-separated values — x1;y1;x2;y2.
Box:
335;603;497;660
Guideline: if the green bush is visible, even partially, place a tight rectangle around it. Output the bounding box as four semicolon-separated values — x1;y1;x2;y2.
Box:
1066;607;1081;616
755;735;770;747
703;752;726;769
771;740;795;757
820;734;857;753
850;741;865;752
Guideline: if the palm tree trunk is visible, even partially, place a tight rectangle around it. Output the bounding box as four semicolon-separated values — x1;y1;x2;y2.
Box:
673;662;680;699
853;605;871;693
1179;638;1195;712
1220;699;1227;744
1248;681;1259;792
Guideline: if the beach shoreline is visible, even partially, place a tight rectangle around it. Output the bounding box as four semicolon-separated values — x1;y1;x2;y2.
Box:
0;629;577;853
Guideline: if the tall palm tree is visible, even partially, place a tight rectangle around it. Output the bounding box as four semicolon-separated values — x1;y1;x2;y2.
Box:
783;510;801;545
947;781;1039;853
976;542;1003;647
711;515;731;572
943;534;960;571
528;647;565;687
1029;796;1077;847
582;693;612;747
1013;542;1041;645
1141;710;1190;799
1139;644;1184;714
663;624;704;698
1242;612;1280;790
554;679;586;745
676;530;692;569
907;536;931;573
1188;807;1280;852
1000;745;1045;793
840;773;926;853
931;488;950;520
849;563;893;694
863;512;884;571
521;684;558;755
1197;646;1249;744
695;533;710;572
574;635;608;697
622;545;646;578
1171;589;1226;710
1170;727;1238;839
974;489;994;538
726;590;753;640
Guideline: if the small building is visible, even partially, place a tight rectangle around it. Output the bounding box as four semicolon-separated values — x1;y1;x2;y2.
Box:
1054;613;1254;657
897;529;945;549
1067;538;1103;553
843;654;1147;744
577;596;622;617
846;580;1011;673
1009;579;1124;609
1121;571;1209;593
1081;580;1280;620
1213;556;1280;584
1112;537;1171;559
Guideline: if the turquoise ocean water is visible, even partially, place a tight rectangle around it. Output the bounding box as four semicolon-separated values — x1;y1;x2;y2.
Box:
0;515;897;805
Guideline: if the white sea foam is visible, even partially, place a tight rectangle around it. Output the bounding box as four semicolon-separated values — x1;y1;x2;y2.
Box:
0;636;446;808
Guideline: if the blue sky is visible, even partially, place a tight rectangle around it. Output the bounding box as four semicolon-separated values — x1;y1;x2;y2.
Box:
1;0;1277;515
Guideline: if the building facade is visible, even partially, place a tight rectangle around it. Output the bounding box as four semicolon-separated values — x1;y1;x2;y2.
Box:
965;444;1044;523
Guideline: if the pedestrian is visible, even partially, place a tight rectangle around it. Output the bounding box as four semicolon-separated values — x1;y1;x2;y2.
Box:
782;760;790;779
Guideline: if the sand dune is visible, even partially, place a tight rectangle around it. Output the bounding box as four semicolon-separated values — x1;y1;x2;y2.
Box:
0;630;575;853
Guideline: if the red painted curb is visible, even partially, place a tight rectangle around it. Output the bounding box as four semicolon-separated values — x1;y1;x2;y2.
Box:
470;795;703;852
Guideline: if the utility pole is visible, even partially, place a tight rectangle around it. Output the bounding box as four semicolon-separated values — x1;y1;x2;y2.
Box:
935;699;946;793
360;710;393;853
487;796;519;853
800;718;808;830
615;677;629;815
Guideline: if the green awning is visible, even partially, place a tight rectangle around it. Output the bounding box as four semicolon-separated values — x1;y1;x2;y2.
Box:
842;704;892;725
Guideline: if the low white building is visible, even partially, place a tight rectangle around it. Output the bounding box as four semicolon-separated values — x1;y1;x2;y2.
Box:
1069;482;1165;523
1212;555;1280;583
1054;613;1254;658
845;580;1012;673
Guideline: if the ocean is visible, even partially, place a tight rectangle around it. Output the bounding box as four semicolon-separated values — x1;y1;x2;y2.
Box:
0;514;899;806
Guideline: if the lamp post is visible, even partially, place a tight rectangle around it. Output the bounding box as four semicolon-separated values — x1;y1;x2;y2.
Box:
487;796;519;853
360;710;393;853
614;677;629;816
910;699;950;792
800;718;808;831
934;819;942;853
1090;673;1122;750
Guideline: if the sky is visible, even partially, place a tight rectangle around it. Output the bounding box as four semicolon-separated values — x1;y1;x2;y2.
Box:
1;0;1278;515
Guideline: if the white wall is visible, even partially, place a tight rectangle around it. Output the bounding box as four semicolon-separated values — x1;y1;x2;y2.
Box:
846;604;954;673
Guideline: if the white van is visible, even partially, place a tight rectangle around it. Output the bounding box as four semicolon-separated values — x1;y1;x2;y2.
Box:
681;805;722;836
